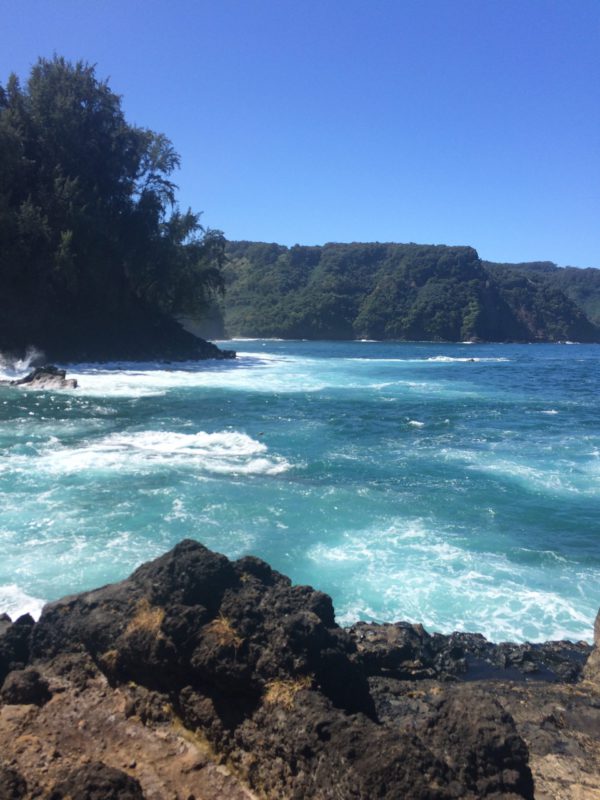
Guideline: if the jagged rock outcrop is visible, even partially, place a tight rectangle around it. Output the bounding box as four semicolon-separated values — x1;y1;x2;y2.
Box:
1;540;598;798
583;609;600;685
0;613;34;684
5;541;534;798
349;621;591;683
1;365;77;390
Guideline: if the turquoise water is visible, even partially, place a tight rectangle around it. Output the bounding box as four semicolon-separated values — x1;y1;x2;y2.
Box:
1;340;598;643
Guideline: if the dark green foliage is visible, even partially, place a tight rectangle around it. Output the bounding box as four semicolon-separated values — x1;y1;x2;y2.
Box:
0;57;224;357
219;242;600;342
485;261;600;328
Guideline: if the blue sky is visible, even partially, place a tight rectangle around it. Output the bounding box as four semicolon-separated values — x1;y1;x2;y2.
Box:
2;0;599;266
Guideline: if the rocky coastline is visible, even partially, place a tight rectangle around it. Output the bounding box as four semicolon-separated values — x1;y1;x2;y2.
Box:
0;540;598;799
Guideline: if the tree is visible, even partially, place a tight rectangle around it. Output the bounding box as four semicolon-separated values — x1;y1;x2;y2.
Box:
0;56;224;351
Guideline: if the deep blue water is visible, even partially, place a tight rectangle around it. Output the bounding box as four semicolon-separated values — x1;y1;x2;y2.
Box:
1;340;598;642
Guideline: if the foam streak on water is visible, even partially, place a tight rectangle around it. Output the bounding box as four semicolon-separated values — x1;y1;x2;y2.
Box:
0;340;598;641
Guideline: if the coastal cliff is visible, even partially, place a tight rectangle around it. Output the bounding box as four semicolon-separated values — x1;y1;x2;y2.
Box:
1;540;598;799
218;241;600;343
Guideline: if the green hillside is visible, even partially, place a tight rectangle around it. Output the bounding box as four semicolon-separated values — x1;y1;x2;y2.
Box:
484;261;600;328
214;241;600;343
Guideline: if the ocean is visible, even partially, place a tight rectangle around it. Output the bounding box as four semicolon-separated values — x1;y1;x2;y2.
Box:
1;340;598;643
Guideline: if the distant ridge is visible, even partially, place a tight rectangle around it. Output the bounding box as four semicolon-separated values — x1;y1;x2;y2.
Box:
206;241;600;343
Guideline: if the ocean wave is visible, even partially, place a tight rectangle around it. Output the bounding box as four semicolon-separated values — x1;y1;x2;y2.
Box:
343;356;509;363
439;448;598;496
8;430;292;477
307;520;595;642
0;346;44;380
426;356;510;363
66;355;330;397
0;584;45;620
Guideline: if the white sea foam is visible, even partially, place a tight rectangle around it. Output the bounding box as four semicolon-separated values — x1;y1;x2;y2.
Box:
0;584;45;621
10;430;291;477
541;409;559;415
438;447;599;496
67;355;332;397
344;356;508;364
0;346;44;380
307;519;596;642
408;420;425;428
426;356;509;363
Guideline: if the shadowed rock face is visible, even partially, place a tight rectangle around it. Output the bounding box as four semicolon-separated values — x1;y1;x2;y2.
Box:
0;613;34;684
0;762;27;800
47;762;144;800
0;668;51;706
18;539;536;799
583;609;600;685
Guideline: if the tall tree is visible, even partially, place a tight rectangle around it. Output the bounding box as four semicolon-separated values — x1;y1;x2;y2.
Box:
0;56;224;354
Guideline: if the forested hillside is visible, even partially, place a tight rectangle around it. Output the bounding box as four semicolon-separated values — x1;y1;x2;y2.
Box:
217;241;600;343
484;261;600;328
0;57;229;361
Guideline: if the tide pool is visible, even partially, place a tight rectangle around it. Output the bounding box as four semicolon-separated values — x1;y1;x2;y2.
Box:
0;340;598;642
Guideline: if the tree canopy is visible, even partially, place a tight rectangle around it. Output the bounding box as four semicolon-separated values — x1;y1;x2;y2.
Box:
219;241;600;343
0;56;225;358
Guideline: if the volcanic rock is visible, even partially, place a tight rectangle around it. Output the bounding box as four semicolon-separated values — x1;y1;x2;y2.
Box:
2;540;598;798
47;761;145;800
27;540;535;798
583;608;600;685
1;668;51;706
0;614;34;684
0;762;27;799
0;365;77;389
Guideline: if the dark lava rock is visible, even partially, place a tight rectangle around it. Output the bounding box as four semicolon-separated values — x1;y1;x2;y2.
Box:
1;668;51;706
48;651;101;691
7;365;77;389
47;761;145;800
415;691;534;798
28;539;537;798
31;540;372;715
0;614;34;684
0;762;27;799
583;608;600;684
349;621;592;683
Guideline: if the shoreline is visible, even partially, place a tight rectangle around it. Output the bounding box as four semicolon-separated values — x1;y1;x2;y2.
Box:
1;540;598;798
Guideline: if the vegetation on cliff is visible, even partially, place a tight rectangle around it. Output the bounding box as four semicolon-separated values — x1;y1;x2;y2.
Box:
217;241;600;342
0;56;229;360
484;260;600;328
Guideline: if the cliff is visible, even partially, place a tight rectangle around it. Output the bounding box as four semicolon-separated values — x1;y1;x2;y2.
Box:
1;540;598;798
217;241;600;343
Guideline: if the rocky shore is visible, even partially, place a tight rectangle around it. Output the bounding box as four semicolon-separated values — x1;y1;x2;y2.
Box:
0;540;598;799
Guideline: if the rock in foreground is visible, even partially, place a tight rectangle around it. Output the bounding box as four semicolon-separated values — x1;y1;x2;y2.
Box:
1;540;598;799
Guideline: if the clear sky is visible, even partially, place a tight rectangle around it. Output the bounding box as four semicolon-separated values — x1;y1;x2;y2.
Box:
1;0;599;266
